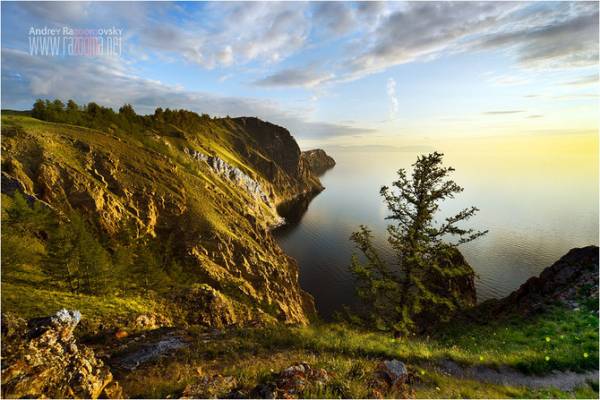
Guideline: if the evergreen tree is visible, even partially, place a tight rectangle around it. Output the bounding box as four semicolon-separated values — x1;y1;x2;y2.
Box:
44;213;113;294
2;192;51;276
44;222;79;292
350;152;487;334
132;244;167;294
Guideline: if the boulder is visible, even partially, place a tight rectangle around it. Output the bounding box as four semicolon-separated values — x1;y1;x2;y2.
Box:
1;309;117;399
251;362;330;398
371;359;413;398
375;360;408;386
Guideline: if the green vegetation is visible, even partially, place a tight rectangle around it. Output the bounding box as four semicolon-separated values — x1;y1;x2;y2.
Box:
349;152;487;333
1;102;317;328
117;303;598;398
1;192;182;325
1;104;597;398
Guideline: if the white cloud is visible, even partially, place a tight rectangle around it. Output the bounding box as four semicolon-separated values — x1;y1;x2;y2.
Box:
1;48;371;139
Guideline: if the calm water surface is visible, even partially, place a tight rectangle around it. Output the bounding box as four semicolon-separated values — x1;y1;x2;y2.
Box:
275;147;599;318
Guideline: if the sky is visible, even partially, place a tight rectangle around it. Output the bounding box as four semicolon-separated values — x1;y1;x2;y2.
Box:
1;1;598;149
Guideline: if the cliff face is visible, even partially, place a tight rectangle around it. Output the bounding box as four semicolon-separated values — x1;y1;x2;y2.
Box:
300;149;336;176
231;117;322;200
1;113;321;326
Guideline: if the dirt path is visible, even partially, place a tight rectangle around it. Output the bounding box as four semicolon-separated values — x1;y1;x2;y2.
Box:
438;359;598;391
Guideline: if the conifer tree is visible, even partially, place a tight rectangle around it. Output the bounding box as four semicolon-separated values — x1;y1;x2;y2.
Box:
350;152;487;333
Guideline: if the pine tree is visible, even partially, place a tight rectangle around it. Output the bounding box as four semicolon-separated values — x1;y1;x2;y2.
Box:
44;213;113;294
350;152;487;334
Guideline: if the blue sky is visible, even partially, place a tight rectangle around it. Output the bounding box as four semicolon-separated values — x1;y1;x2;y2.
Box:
1;1;598;148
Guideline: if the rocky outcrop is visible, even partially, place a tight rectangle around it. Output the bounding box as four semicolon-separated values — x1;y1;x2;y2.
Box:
231;117;323;200
301;149;336;176
1;309;120;399
414;247;477;330
1;115;317;326
491;245;599;315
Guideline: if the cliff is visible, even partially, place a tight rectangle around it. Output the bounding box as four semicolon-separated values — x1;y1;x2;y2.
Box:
1;109;324;327
488;245;599;315
300;149;336;176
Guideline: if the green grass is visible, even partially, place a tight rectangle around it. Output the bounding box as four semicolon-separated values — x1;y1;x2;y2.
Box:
1;281;160;322
436;307;599;373
117;312;598;399
228;304;597;375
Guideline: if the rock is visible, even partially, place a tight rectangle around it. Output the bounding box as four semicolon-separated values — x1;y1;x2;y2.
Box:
375;360;408;386
370;359;414;398
111;329;189;371
1;309;116;399
491;246;599;315
251;362;330;399
300;149;336;176
412;246;477;330
177;284;238;328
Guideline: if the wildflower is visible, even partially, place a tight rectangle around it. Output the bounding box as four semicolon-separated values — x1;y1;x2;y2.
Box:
584;353;589;358
420;370;426;375
545;337;551;342
479;356;484;361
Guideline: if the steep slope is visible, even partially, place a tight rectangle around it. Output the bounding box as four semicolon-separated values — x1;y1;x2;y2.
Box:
1;113;321;326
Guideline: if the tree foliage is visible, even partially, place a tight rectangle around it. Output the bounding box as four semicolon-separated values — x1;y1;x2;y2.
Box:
29;98;213;137
350;152;487;333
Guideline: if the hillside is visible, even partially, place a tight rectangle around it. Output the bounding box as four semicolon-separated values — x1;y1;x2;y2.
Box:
2;246;597;398
1;105;598;399
1;109;324;328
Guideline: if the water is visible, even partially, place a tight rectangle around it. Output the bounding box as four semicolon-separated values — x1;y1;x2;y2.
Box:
274;144;599;319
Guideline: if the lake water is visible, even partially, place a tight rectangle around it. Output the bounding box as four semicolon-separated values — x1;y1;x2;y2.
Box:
275;141;599;318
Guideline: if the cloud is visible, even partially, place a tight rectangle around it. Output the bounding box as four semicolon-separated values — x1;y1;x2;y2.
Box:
0;48;370;139
562;74;599;87
345;2;520;78
157;2;310;68
339;2;598;81
312;2;355;36
476;11;599;69
482;110;524;115
254;67;334;88
386;78;398;119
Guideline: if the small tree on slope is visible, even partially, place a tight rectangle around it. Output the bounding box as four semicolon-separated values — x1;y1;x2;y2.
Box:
350;152;487;334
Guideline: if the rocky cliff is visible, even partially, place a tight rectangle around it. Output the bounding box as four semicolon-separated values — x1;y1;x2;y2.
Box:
300;149;336;176
1;111;324;327
489;246;599;315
